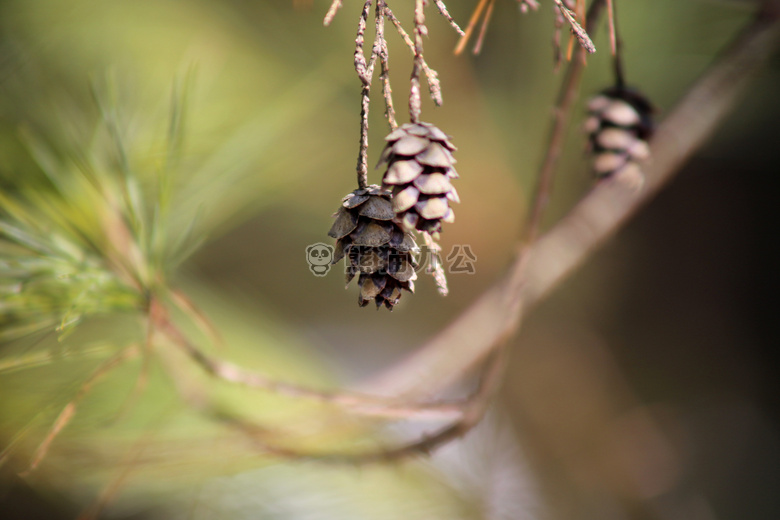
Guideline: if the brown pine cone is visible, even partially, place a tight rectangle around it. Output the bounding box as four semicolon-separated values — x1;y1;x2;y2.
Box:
585;86;653;180
377;122;459;235
327;185;419;310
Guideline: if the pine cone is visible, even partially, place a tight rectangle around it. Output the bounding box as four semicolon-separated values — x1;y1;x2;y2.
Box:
328;185;419;310
585;86;653;180
377;122;459;235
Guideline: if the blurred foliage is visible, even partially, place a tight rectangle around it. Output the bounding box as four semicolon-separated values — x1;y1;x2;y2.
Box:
1;0;779;519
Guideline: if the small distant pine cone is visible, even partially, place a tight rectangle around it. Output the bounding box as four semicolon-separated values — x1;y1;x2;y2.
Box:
328;185;419;310
585;86;654;181
377;122;459;235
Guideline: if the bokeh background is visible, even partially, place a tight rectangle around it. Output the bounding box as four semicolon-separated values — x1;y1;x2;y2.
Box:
1;0;778;519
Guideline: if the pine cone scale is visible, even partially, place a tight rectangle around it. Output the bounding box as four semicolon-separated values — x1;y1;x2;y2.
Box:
328;208;359;239
413;172;453;195
392;185;420;212
350;220;393;247
358;196;395;220
392;136;430;156
416;143;453;167
415;197;449;220
384;160;424;185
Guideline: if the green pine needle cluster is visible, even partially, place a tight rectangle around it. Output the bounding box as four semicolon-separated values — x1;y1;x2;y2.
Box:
0;76;198;343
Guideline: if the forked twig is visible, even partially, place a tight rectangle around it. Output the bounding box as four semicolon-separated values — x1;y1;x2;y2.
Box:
384;6;443;106
327;0;457;134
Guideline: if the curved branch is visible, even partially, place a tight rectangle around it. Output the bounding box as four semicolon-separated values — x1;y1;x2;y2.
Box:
151;298;464;421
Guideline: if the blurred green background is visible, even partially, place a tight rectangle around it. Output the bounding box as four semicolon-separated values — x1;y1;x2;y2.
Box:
1;0;778;519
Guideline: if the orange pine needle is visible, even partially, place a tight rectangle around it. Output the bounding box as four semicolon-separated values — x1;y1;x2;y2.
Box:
566;32;575;61
473;0;496;55
455;0;490;55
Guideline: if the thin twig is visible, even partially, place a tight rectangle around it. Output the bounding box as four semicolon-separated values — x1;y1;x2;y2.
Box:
376;1;397;129
433;0;465;36
385;6;443;106
422;232;449;296
409;0;426;123
363;1;780;401
323;0;343;26
355;0;374;189
554;0;596;54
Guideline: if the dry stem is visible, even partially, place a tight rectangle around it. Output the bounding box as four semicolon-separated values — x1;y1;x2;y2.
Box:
323;0;343;26
422;231;449;296
554;0;596;54
354;0;374;189
409;0;426;123
376;1;397;129
433;0;465;36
